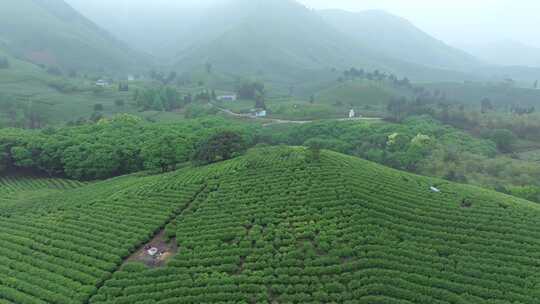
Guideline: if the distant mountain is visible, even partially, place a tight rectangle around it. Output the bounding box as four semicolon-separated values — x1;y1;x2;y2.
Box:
462;40;540;68
319;9;482;71
170;0;373;81
0;0;146;72
167;0;475;84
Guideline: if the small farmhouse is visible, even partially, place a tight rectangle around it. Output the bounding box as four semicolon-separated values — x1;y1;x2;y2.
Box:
255;110;267;118
95;79;109;87
217;94;237;101
349;109;355;118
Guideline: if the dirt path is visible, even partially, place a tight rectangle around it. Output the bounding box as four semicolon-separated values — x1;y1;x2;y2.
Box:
211;104;382;126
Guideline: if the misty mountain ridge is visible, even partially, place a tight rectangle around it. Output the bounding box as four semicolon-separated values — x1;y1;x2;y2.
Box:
163;0;483;83
3;0;539;82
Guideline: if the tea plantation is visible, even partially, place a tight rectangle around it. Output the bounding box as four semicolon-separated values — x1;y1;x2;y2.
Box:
0;176;86;211
2;147;540;303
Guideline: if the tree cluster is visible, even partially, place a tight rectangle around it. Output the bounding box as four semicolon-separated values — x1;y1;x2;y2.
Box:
0;116;253;180
341;67;411;88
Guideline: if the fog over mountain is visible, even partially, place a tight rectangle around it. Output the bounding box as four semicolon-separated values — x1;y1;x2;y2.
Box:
300;0;540;49
66;0;540;49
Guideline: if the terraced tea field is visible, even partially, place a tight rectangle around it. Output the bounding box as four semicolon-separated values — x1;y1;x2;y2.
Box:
2;147;540;303
0;175;86;208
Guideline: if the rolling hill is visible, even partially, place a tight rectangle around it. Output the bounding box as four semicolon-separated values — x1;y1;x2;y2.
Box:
2;146;540;303
0;0;145;72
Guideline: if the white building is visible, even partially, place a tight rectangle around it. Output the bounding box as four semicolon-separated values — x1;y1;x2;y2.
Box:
349;109;355;118
217;94;237;101
95;79;109;87
255;110;267;118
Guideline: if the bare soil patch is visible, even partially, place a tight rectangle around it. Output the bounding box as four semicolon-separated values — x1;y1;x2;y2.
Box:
125;230;177;268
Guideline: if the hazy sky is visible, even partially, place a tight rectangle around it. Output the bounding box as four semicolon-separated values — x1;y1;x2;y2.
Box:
66;0;540;48
299;0;540;48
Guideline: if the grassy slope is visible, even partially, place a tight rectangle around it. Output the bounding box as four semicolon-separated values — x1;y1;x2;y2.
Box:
0;50;154;126
2;147;540;303
0;0;142;72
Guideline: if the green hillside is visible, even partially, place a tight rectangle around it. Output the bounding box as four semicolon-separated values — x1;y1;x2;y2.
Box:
0;0;145;72
0;48;149;128
2;146;540;303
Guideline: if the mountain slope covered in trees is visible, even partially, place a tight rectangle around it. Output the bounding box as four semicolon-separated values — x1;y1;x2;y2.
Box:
2;146;540;303
0;0;145;72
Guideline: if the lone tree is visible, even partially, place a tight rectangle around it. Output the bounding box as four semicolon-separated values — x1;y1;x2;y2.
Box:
193;131;246;165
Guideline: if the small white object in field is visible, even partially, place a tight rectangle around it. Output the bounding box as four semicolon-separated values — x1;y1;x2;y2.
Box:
147;247;158;256
430;186;441;193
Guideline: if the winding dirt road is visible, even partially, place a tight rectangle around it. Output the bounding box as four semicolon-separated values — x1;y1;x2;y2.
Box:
213;104;382;126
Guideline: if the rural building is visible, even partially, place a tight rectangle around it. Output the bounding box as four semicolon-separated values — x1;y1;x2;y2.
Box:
217;94;237;101
95;79;109;87
349;109;355;118
255;110;267;117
